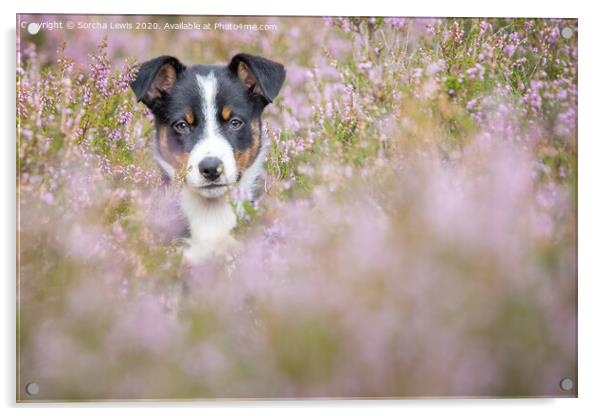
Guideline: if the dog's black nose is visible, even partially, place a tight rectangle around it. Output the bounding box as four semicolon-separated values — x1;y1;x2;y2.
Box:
199;157;224;181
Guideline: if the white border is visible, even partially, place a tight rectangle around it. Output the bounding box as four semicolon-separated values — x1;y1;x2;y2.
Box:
3;0;601;414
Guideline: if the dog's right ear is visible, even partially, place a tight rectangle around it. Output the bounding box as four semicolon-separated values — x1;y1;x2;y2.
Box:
130;56;186;108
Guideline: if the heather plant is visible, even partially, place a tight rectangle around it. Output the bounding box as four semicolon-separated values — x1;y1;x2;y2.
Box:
17;16;576;400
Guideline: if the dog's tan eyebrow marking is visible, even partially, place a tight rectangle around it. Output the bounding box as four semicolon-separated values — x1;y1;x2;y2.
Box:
184;111;195;125
221;106;232;121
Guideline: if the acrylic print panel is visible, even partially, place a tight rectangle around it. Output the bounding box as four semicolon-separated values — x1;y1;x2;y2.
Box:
16;14;577;401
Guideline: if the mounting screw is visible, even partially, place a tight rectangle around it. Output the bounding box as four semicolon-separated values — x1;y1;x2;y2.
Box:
559;377;574;391
25;382;39;396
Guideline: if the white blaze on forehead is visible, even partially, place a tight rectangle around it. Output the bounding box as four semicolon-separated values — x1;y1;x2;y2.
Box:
198;72;218;137
185;72;237;193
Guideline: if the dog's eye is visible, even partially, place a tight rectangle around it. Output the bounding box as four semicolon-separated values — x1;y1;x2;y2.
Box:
228;118;244;131
173;120;191;134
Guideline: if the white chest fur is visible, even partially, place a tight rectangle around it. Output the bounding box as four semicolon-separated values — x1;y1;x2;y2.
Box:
180;186;238;264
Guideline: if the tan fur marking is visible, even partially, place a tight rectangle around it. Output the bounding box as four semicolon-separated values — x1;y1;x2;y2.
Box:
158;126;188;168
236;61;263;95
237;62;250;84
221;106;232;121
235;119;261;173
160;64;177;85
184;111;194;125
148;64;177;99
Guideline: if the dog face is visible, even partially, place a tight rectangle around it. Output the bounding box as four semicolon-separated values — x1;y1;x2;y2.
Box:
131;54;285;198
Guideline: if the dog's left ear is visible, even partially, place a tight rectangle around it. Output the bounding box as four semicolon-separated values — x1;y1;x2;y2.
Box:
228;53;286;104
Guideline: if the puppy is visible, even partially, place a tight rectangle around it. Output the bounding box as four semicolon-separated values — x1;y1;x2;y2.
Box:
130;53;285;264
